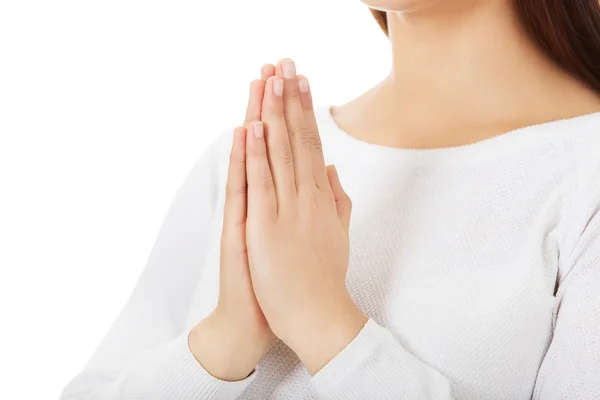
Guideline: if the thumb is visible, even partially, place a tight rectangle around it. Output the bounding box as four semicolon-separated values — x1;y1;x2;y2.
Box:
326;165;352;233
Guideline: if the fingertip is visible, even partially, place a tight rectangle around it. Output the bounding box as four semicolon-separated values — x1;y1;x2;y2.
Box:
278;60;299;95
326;164;337;182
250;79;266;94
261;64;276;80
275;58;289;78
329;165;345;191
264;75;276;92
298;75;310;93
264;75;284;99
275;76;286;98
244;80;266;127
277;57;293;66
331;164;338;176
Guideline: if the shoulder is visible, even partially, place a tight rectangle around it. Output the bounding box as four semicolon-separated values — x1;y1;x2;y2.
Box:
567;117;600;205
560;119;600;259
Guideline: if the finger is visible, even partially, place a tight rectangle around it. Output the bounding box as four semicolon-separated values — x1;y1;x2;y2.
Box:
278;58;314;190
259;63;276;121
262;75;296;202
261;64;276;81
246;121;277;220
222;127;248;251
243;80;266;128
297;75;328;189
326;165;352;233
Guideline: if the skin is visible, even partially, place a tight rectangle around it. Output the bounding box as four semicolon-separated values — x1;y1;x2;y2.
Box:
189;61;364;380
190;0;600;382
188;66;277;382
341;0;600;150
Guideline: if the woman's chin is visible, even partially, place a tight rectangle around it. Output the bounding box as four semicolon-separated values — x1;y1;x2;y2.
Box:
360;0;420;12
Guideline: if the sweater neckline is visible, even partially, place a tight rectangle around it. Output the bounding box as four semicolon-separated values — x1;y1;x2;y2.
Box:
317;105;600;166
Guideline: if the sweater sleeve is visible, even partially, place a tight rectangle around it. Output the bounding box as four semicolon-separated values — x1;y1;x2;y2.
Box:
310;318;454;399
58;127;256;400
531;138;600;399
311;143;600;400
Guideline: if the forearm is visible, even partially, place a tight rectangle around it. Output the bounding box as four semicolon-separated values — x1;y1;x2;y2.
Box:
60;328;256;400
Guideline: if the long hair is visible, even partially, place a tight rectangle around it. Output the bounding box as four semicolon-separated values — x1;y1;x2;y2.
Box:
370;2;600;92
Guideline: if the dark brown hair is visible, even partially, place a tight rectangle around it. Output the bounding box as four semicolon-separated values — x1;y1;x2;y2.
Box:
370;2;600;92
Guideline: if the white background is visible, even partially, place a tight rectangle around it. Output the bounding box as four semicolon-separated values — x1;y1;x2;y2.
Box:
0;1;390;399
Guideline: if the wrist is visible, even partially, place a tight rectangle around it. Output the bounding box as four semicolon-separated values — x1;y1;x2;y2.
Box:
188;312;271;382
285;293;368;376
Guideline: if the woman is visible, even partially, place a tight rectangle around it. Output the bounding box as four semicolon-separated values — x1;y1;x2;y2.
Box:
59;1;600;399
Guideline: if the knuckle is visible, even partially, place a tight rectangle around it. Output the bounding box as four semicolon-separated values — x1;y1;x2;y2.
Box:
311;134;323;151
267;103;285;117
302;101;314;111
263;176;275;192
226;181;247;197
222;223;244;244
236;183;248;195
295;125;312;144
286;86;301;100
280;142;294;164
232;217;247;230
248;144;264;158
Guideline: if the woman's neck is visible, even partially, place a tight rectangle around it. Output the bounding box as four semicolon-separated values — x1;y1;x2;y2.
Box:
333;1;600;148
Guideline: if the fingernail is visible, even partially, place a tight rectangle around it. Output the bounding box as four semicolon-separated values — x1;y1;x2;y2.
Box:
273;78;283;96
283;60;296;79
253;121;263;138
298;77;309;92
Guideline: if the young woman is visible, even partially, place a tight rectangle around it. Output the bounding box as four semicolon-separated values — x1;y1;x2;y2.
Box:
60;1;600;399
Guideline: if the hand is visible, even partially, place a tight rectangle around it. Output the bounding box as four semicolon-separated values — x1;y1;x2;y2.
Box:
188;65;278;382
245;58;368;375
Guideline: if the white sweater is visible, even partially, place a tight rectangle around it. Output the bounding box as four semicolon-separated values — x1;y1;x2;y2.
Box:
60;106;600;400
